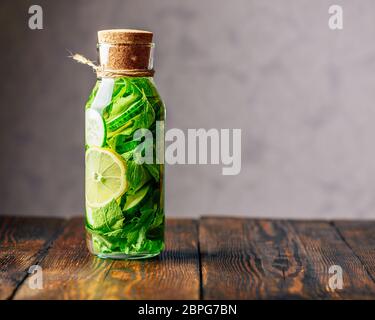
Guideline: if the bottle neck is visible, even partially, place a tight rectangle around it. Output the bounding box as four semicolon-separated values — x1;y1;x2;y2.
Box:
98;42;154;77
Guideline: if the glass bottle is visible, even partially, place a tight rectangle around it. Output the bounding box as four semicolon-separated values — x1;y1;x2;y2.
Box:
84;29;165;259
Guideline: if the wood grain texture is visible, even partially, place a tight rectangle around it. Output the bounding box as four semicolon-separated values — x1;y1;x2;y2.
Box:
199;217;312;299
14;218;200;300
3;217;375;300
333;221;375;283
14;217;113;300
0;216;65;299
199;218;375;300
290;221;375;299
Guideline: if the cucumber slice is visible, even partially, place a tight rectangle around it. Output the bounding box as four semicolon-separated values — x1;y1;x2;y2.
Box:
86;206;95;227
85;109;106;147
124;184;151;214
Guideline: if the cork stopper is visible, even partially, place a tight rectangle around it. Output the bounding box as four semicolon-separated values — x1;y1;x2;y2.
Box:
97;29;154;73
98;29;153;44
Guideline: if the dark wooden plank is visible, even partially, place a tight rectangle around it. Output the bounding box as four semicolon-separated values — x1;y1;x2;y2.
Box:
199;217;315;299
13;217;113;299
290;220;375;299
199;218;375;300
333;221;375;282
0;216;65;300
14;218;200;300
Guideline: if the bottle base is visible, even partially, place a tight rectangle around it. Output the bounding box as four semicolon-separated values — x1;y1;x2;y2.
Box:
95;251;161;260
86;232;164;260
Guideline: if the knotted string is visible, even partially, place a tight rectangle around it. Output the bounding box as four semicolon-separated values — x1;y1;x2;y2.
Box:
70;53;154;77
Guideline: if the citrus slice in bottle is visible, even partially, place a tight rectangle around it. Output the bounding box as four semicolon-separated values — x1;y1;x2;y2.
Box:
86;147;128;208
85;109;106;147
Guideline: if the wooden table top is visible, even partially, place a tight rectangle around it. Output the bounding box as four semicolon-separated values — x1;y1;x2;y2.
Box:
1;216;375;300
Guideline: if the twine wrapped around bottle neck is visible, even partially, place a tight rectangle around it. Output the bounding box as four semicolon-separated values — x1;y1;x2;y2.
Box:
71;53;154;78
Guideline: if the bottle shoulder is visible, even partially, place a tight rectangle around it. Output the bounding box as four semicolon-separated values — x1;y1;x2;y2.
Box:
89;77;163;98
85;76;165;118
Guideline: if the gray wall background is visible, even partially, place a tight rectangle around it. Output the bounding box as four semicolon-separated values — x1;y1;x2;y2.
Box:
1;0;375;219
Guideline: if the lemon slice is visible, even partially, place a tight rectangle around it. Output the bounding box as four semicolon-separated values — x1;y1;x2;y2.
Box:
86;147;127;208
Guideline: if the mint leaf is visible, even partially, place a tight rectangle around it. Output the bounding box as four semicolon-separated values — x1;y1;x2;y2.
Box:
88;199;124;233
108;134;140;155
109;94;139;119
145;163;160;181
126;160;151;193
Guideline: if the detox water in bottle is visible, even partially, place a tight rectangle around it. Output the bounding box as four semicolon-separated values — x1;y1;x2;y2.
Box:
84;29;165;259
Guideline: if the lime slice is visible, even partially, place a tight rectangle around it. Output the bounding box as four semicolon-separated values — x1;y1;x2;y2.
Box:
86;147;127;208
85;109;106;147
124;184;150;213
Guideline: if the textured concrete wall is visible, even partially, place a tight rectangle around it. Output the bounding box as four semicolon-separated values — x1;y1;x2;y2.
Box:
1;0;375;218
